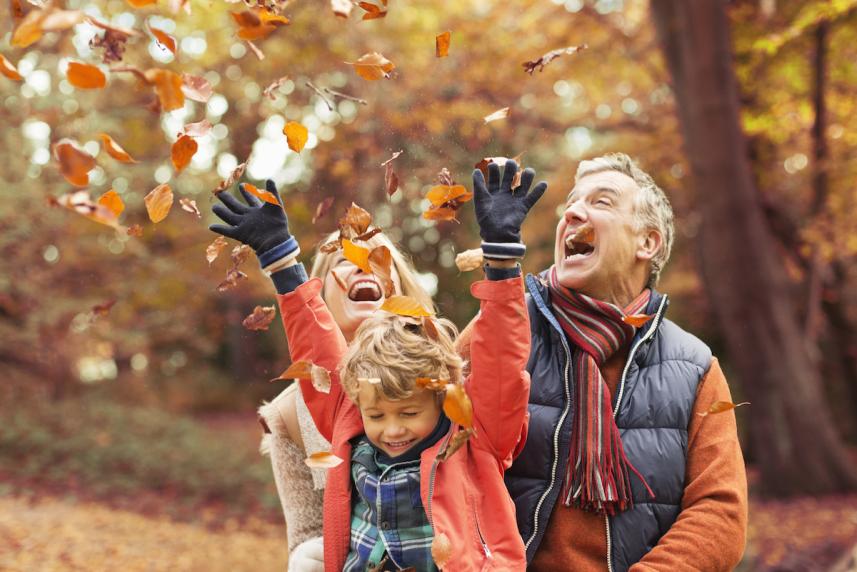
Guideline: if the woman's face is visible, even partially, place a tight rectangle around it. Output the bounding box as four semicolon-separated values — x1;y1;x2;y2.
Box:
322;253;403;340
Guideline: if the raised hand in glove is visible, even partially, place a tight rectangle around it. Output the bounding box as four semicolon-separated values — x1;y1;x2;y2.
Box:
209;179;299;267
472;159;547;260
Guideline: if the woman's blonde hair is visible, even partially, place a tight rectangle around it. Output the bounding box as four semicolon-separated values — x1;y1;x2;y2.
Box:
339;314;463;405
310;231;434;313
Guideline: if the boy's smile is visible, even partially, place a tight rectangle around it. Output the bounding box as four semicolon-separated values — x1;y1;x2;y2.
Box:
357;384;442;458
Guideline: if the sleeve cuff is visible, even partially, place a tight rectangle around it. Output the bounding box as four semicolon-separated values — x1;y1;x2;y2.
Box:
270;262;309;294
258;236;300;267
481;241;526;260
484;264;522;280
470;275;524;301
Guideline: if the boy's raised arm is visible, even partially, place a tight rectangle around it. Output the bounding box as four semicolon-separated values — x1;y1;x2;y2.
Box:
467;160;546;463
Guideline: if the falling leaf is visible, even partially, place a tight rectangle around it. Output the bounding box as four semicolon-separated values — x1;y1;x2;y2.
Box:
422;316;439;341
311;365;332;393
1;55;23;81
242;305;277;331
380;150;404;167
416;377;447;391
231;8;288;41
183;119;212;137
305;451;344;469
438;427;475;461
90;29;130;64
99;133;137;163
431;532;453;568
127;0;158;6
149;24;177;54
426;185;472;207
207;236;228;265
231;244;252;266
384;163;399;197
368;245;393;296
331;0;353;18
171;135;197;172
217;268;247;292
319;239;341;254
358;1;386;20
273;360;312;381
330;269;347;291
91;299;117;317
179;197;201;218
522;44;587;75
214;161;247;194
342;239;372;273
455;248;483;272
339;203;372;238
347;52;395;81
697;401;750;418
380;295;432;317
483;106;510;124
243;183;280;206
10;0;23;19
143;68;184;112
436;167;454;186
144;183;173;223
181;74;212;102
67;61;106;89
283;121;308;152
53;139;96;187
622;314;653;328
12;8;85;48
313;197;334;224
97;189;125;217
436;31;451;57
443;383;473;428
570;223;594;244
354;227;383;242
56;190;120;227
262;75;289;100
474;153;525;179
422;206;458;222
127;224;143;237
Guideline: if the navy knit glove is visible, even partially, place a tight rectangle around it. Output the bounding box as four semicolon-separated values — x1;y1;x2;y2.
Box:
209;180;299;268
473;159;547;259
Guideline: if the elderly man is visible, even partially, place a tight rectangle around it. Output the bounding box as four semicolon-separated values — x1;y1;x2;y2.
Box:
504;153;748;571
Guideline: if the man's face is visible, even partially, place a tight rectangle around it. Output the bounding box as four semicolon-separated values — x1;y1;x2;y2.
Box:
553;170;653;305
357;384;442;457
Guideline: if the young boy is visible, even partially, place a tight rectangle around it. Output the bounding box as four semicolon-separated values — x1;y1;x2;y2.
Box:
210;160;546;570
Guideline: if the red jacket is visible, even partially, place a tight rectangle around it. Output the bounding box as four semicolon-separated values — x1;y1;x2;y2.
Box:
276;276;531;571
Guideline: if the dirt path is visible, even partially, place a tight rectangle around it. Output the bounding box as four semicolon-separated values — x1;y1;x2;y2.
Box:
0;496;288;572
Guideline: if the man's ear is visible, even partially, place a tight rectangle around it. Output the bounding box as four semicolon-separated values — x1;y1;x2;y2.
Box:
636;228;662;262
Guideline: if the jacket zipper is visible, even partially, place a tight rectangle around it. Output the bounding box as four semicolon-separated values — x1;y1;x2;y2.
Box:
473;505;493;561
426;430;454;529
604;294;668;571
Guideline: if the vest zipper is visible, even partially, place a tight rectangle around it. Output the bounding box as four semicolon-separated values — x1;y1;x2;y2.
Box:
605;294;668;570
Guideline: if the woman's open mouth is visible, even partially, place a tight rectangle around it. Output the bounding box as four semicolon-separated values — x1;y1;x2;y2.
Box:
348;279;382;302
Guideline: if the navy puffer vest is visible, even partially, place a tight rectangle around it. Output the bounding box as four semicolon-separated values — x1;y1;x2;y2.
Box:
505;273;712;571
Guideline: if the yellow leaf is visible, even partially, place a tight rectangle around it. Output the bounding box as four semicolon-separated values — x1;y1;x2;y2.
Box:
144;183;173;223
283;121;308;152
380;295;432;317
342;239;371;273
426;184;472;207
97;189;125;217
305;451;344;469
347;52;395;81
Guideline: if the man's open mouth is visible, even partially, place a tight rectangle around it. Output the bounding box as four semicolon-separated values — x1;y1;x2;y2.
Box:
348;279;382;302
564;227;595;259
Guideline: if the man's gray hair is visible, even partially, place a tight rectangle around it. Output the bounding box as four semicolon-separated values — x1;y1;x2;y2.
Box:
574;153;675;286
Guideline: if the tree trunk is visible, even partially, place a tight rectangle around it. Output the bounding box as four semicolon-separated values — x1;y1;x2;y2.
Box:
650;0;857;495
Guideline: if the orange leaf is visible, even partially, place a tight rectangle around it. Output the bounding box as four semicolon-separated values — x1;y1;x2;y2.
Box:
53;139;96;187
127;0;158;6
127;224;143;237
144;68;184;112
305;451;344;469
242;305;276;331
149;25;177;54
422;206;459;222
243;183;280;206
431;532;453;568
171;134;197;172
484;106;510;124
56;190;120;227
443;383;473;428
11;11;45;47
380;295;432;317
144;183;173;223
206;236;228;264
179;197;201;218
273;360;312;381
67;61;106;89
416;377;447;391
99;133;137;163
258;9;289;25
426;185;472;207
342;239;372;273
1;54;23;81
368;245;394;296
436;31;451;58
283;121;308;152
230;11;261;26
358;1;386;19
347;52;395;81
97;189;125;217
181;73;212;102
422;316;440;341
698;401;750;418
622;314;653;328
237;24;276;41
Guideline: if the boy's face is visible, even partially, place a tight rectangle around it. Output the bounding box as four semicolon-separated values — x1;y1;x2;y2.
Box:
357;385;442;457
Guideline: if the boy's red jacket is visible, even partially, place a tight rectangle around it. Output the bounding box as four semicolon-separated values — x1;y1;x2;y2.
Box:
276;276;531;571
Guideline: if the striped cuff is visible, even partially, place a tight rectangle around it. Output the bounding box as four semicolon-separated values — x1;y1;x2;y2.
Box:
258;236;300;267
270;262;308;294
484;263;521;280
480;241;526;260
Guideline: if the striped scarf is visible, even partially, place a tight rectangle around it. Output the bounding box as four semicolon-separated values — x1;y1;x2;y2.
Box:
547;266;654;515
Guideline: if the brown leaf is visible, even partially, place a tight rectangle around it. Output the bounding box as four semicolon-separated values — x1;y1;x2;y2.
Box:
443;383;473;428
380;295;432;317
53;139;96;187
90;29;130;64
438;427;475;462
358;1;386;20
474;153;525;179
522;44;587;75
622;314;653;328
368;245;394;296
431;532;453;568
305;451;344;469
380;150;404;167
331;0;353;18
354;227;383;242
183;119;212;137
171;135;198;172
483;106;510;124
319;239;341;254
91;299;117;317
338;203;372;238
436;167;454;186
697;401;750;418
1;54;23;81
179;197;201;218
455;248;483;272
283;121;308;152
422;316;439;341
342;239;372;273
207;236;228;264
181;74;213;102
347;52;395;81
144;68;185;112
10;0;23;19
144;183;173;223
67;61;106;89
436;31;451;58
313;197;334;224
99;133;137;163
217;268;247;292
127;224;143;237
149;24;177;54
97;189;125;217
262;75;289;100
214;161;247;194
243;183;280;206
231;244;252;266
384;163;399;197
242;305;277;331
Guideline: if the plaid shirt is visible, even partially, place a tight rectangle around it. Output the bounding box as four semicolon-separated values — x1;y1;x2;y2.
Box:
343;437;438;572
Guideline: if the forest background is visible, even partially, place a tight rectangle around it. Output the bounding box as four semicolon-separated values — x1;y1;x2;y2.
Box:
2;0;857;570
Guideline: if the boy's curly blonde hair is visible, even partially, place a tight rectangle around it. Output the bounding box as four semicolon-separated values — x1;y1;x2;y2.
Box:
339;313;463;405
